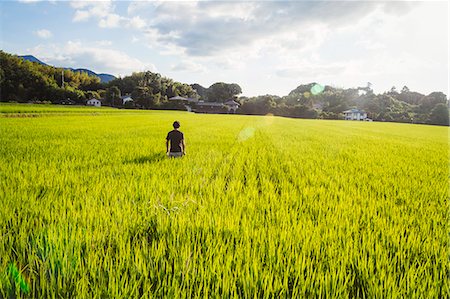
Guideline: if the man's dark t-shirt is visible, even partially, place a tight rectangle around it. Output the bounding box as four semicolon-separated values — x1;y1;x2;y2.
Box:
166;130;184;152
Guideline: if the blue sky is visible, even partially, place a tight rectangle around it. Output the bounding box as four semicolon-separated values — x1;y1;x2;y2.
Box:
0;0;448;97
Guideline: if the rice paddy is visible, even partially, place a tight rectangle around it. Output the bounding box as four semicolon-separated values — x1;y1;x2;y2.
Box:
0;104;448;298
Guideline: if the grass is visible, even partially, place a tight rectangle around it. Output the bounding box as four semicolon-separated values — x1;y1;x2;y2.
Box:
0;104;448;298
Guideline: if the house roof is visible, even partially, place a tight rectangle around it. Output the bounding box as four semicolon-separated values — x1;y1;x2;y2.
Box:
196;102;224;107
225;100;240;106
170;96;198;103
343;108;365;113
169;96;187;101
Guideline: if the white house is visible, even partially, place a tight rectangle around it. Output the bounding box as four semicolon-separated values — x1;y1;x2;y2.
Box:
343;108;367;121
169;96;198;112
121;95;134;105
224;100;240;113
87;98;101;107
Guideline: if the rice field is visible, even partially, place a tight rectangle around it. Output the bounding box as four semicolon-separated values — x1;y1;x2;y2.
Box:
0;104;448;298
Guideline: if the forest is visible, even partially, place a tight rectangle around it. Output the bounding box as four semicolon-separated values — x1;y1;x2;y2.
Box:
1;50;448;125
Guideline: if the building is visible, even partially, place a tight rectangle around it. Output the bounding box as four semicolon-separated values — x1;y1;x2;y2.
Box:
343;108;367;121
59;99;75;105
168;96;240;114
224;100;240;113
87;98;101;107
192;101;227;113
121;95;134;105
169;96;198;112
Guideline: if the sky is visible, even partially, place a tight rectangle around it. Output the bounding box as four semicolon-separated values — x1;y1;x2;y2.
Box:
0;0;448;97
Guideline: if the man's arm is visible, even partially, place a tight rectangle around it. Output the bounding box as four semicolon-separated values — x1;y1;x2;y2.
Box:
166;140;170;155
181;139;186;155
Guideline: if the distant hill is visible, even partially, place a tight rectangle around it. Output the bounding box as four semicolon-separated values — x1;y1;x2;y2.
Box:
20;55;48;66
19;55;116;83
68;68;116;83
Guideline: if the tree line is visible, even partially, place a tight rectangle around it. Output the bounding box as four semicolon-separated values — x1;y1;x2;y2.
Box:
1;50;448;125
192;81;448;126
0;51;196;109
236;83;449;126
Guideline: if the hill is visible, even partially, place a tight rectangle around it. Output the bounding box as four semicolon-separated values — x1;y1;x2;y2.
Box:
2;51;103;104
19;55;48;65
19;55;116;83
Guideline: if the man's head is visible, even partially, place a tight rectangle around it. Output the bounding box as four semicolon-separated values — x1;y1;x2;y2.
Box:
173;121;180;129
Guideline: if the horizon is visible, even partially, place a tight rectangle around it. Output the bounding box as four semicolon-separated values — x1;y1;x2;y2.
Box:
1;0;448;97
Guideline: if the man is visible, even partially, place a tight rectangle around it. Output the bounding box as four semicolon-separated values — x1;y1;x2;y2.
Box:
166;121;185;158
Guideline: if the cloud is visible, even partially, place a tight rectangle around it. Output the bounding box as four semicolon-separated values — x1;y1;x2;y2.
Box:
127;1;391;61
127;1;153;15
27;41;157;76
35;29;52;39
131;36;140;43
128;16;146;29
70;0;112;10
99;14;123;28
71;1;148;29
56;0;446;95
71;0;122;28
276;64;346;80
18;0;57;4
95;40;113;47
170;60;206;73
18;0;56;3
73;10;90;22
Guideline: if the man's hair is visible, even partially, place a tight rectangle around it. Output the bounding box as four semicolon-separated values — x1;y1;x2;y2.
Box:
173;121;180;129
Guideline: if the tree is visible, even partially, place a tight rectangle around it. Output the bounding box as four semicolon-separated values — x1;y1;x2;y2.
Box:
191;83;208;100
207;82;242;102
106;86;121;106
397;86;423;105
428;103;449;126
0;50;107;103
401;86;410;94
419;92;447;112
86;91;100;100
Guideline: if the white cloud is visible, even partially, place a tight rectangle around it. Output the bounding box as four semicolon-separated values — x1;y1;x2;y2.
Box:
51;0;447;95
131;36;140;43
170;60;206;73
73;10;90;22
18;0;57;4
70;0;111;10
95;40;113;47
71;1;148;30
27;41;157;76
128;16;146;29
130;1;382;59
127;1;153;15
35;29;52;39
99;14;123;28
71;0;119;27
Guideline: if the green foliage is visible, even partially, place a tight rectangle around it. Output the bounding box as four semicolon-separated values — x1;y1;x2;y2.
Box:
428;103;449;126
108;71;196;109
0;105;448;297
206;82;242;102
237;84;448;126
190;83;208;100
239;95;279;115
0;51;104;104
105;86;121;106
1;49;447;125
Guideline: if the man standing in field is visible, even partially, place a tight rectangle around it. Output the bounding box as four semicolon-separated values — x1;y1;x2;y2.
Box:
166;121;185;158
